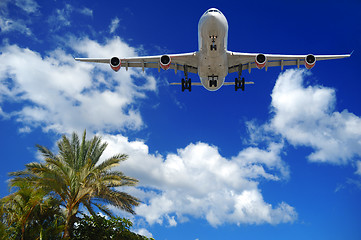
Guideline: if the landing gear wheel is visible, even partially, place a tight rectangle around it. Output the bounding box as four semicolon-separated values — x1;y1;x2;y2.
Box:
210;45;217;51
235;77;245;91
181;78;191;92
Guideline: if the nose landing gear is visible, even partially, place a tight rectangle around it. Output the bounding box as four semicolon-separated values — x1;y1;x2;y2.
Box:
210;35;217;51
208;75;218;88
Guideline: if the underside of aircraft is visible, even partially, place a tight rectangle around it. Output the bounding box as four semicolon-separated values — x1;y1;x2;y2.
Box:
75;8;351;92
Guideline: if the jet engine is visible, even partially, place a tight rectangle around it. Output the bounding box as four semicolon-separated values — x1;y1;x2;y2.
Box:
160;55;171;70
305;54;316;69
110;57;121;72
255;54;267;69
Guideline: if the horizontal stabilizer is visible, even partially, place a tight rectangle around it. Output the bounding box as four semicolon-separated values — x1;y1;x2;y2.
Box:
223;81;254;85
169;82;203;86
170;82;254;86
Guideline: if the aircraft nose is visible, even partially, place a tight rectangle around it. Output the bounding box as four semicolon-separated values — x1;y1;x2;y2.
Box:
208;13;217;19
206;13;219;24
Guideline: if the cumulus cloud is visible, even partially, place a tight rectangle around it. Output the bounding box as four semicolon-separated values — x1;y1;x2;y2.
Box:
0;37;156;133
98;69;360;228
101;134;296;227
134;228;153;238
269;69;361;165
99;69;361;228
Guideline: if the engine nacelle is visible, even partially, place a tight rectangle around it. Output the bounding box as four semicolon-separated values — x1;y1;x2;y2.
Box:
160;55;171;70
255;54;267;69
305;54;316;69
110;57;121;72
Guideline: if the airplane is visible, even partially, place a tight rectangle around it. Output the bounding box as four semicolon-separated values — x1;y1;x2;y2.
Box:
75;8;351;92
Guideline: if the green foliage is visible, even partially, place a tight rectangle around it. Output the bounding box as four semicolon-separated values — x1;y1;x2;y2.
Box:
0;179;64;240
73;214;154;240
0;219;7;240
1;130;142;239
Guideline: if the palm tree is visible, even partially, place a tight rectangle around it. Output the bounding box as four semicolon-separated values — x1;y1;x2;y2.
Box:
0;179;63;240
10;130;140;239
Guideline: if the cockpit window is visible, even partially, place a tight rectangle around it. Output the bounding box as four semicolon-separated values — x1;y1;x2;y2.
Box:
205;9;223;15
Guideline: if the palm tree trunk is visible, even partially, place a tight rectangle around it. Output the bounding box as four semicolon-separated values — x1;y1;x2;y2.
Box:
63;210;73;239
63;203;78;239
21;225;25;240
40;225;43;240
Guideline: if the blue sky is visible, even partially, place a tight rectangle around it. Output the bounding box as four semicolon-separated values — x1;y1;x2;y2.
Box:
1;0;361;239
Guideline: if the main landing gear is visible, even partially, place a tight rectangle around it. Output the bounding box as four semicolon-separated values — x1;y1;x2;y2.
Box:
235;77;245;91
181;65;191;92
182;78;191;92
235;65;245;91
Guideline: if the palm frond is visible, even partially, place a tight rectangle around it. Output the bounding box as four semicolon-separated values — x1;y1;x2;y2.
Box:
58;134;76;168
95;189;140;215
83;200;97;218
95;156;123;172
36;144;57;160
93;202;114;218
78;130;87;169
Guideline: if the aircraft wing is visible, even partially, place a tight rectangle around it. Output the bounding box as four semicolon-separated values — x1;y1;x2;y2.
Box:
227;51;351;73
75;52;199;74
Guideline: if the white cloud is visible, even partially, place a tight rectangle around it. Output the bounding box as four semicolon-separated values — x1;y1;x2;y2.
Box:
0;0;39;15
109;17;120;34
0;0;10;10
134;228;153;238
0;106;9;119
18;126;31;133
233;142;289;180
101;134;296;227
0;0;37;37
270;69;361;165
356;161;361;176
15;0;39;14
0;37;156;133
0;17;32;35
79;7;93;17
47;4;93;31
48;5;73;30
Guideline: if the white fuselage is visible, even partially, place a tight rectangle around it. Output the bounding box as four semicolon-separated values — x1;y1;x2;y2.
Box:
197;8;229;91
